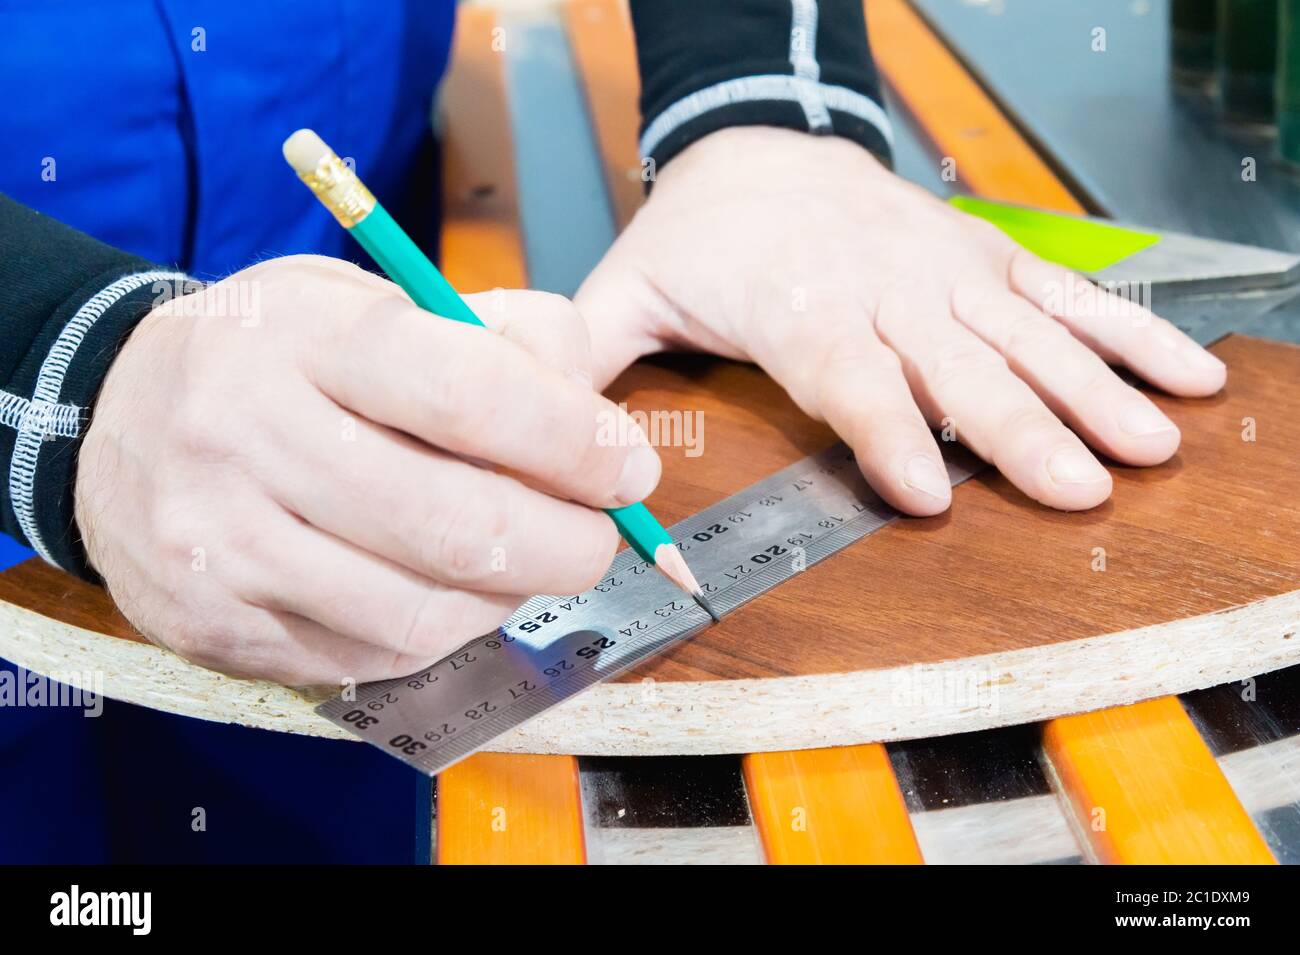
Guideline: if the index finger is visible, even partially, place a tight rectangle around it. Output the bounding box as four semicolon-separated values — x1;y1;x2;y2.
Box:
1008;248;1227;397
304;294;662;510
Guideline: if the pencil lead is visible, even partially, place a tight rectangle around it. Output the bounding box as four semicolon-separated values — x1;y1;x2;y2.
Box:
652;544;719;623
693;591;721;624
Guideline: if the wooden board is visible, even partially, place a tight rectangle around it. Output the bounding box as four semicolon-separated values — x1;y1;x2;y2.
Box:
1;333;1297;753
1;0;1297;759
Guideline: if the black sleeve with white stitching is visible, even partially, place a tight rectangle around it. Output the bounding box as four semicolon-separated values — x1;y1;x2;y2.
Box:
0;193;191;580
629;0;893;175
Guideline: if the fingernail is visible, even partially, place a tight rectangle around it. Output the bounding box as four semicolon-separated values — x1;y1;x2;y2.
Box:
903;455;951;501
614;445;661;504
1160;332;1227;374
1183;346;1226;374
1047;448;1110;485
1117;400;1177;437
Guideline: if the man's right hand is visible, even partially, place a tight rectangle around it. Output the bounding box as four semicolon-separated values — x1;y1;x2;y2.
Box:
75;255;661;685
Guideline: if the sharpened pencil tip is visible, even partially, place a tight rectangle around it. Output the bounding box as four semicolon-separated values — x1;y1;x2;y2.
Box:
652;544;717;622
693;591;721;623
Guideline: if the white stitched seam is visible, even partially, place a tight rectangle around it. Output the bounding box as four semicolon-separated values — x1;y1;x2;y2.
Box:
0;390;83;439
789;0;831;131
8;269;188;564
639;75;895;160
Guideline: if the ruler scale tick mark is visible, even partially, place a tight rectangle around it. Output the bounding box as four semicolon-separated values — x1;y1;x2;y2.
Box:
317;441;982;774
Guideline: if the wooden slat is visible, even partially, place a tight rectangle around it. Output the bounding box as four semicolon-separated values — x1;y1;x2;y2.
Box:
564;0;644;230
437;753;587;864
744;747;924;864
434;6;584;865
864;0;1271;864
439;5;528;290
1044;698;1274;864
865;0;1085;213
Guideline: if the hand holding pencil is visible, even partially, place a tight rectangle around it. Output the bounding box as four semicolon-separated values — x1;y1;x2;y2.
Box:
283;129;714;616
75;221;678;687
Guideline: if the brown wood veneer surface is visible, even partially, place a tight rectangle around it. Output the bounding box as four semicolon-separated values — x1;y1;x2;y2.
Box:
0;334;1295;687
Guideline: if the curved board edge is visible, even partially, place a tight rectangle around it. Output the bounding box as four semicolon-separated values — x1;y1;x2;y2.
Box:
3;587;1297;755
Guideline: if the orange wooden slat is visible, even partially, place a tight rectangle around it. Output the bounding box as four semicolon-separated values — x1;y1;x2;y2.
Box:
564;0;645;230
437;753;587;864
439;5;528;290
1044;698;1274;864
433;6;583;865
865;0;1084;213
743;747;924;864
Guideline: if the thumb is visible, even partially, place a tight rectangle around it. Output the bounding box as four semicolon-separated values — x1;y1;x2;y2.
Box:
461;288;594;387
574;252;674;390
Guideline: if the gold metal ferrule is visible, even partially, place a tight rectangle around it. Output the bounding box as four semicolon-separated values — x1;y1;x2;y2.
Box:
296;151;376;228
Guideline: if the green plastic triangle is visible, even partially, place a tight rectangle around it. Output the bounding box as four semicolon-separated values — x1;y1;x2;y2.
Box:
948;195;1161;273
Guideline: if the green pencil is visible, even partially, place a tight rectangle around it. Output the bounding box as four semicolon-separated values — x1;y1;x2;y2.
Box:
283;129;715;619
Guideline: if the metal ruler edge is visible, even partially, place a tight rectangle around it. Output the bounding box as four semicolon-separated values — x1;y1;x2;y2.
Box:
317;441;982;775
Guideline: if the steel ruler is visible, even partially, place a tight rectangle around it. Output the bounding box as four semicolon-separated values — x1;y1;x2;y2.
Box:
317;442;982;774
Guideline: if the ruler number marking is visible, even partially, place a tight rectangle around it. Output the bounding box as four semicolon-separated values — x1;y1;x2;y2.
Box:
319;442;983;775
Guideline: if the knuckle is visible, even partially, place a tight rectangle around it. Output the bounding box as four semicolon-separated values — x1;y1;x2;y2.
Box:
171;391;238;461
420;496;505;580
922;339;1008;394
1067;363;1121;407
819;327;884;372
423;329;491;428
873;410;933;448
219;520;271;570
997;402;1062;444
156;516;204;570
148;495;213;568
999;312;1070;359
